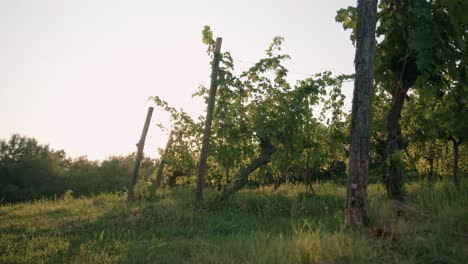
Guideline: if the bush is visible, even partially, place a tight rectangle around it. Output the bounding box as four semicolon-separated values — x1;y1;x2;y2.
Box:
0;135;67;202
0;135;155;203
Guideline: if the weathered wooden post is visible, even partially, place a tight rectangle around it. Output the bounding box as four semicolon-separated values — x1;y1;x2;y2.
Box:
196;37;222;203
150;130;174;192
128;107;154;201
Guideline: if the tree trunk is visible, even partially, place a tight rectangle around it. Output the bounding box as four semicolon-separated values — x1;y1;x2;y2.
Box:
345;0;377;227
168;173;178;188
225;164;231;184
128;107;154;201
385;81;410;201
150;130;174;193
449;137;461;186
330;162;337;183
424;156;434;182
304;151;313;191
264;171;274;185
196;38;222;203
275;174;281;189
168;175;176;188
428;157;434;182
214;138;276;202
217;176;222;191
453;142;459;185
304;168;312;186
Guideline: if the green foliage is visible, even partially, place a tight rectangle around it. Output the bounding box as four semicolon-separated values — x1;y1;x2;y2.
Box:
0;135;155;203
0;134;68;202
399;90;468;180
336;0;467;100
149;96;200;186
66;155;154;196
149;26;364;191
201;25;216;55
194;27;354;187
336;0;467;185
335;6;357;45
385;150;407;173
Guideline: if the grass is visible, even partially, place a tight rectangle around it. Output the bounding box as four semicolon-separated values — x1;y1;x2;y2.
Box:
0;180;467;263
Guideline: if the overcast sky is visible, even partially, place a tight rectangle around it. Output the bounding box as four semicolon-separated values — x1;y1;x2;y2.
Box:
1;0;356;160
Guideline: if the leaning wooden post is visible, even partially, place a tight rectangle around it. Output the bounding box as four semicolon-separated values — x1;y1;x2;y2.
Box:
128;107;154;201
196;37;222;203
150;130;174;192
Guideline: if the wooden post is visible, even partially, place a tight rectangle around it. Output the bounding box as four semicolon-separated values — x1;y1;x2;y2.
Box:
196;37;222;203
128;107;154;201
150;130;174;192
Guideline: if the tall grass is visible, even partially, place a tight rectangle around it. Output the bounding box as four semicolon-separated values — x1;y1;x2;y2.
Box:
0;180;466;263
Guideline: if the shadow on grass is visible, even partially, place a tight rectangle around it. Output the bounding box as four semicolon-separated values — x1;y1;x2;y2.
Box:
2;180;467;263
5;187;346;263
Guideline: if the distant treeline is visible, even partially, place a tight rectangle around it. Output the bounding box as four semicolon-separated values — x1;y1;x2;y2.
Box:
2;131;463;204
0;134;155;203
0;134;351;204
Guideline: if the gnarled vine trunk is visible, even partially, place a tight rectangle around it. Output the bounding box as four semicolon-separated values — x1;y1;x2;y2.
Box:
214;138;276;202
385;81;411;201
449;137;461;186
423;151;435;183
168;173;177;188
225;164;231;184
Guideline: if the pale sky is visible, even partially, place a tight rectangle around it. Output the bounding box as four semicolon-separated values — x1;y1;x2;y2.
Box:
1;0;356;160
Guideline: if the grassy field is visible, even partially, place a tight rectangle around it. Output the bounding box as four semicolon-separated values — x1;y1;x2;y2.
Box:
1;180;467;263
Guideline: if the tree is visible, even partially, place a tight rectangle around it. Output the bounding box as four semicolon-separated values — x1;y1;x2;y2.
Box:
0;134;68;202
401;94;440;181
206;48;251;189
337;0;468;199
344;0;378;227
209;37;352;201
379;0;467;198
